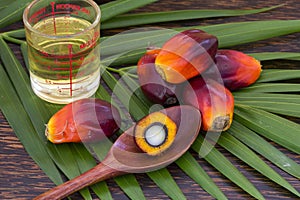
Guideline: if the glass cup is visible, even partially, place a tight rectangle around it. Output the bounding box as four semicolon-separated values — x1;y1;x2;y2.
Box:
23;0;101;104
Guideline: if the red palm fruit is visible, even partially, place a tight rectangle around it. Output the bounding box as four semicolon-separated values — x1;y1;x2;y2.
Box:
155;29;218;84
46;98;121;143
183;77;234;132
206;50;262;91
137;49;178;106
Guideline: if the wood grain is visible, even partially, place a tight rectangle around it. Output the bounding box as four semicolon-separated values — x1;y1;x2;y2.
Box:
1;0;300;199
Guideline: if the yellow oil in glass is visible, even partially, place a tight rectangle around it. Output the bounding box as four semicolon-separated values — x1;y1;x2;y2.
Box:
26;16;100;104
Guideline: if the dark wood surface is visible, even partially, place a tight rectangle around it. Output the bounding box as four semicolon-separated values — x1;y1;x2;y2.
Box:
1;0;300;199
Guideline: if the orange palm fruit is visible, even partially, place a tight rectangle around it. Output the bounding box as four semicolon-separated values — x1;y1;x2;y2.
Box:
155;29;218;84
205;50;262;90
137;49;179;106
46;98;121;143
183;77;234;132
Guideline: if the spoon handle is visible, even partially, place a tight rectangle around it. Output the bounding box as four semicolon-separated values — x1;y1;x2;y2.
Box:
34;161;125;200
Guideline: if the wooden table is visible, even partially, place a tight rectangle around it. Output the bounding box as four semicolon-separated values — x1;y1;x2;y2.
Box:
1;0;300;199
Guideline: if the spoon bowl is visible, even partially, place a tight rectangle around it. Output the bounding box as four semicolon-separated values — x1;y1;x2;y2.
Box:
34;105;201;200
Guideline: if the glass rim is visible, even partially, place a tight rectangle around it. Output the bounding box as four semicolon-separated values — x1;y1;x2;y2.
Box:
23;0;101;39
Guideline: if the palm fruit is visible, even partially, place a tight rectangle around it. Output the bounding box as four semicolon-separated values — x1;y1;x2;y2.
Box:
137;49;178;106
183;77;234;132
155;29;218;84
205;49;262;91
46;98;121;143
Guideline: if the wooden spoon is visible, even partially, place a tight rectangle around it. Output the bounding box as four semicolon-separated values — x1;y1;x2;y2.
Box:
34;105;201;200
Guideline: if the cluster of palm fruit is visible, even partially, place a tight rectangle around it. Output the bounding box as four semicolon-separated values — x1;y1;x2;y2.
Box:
137;29;262;133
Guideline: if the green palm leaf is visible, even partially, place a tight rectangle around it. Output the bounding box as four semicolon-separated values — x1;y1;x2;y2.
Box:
228;121;300;179
257;69;300;83
234;83;300;93
234;105;300;154
249;52;300;61
0;64;63;186
147;169;186;200
102;5;281;29
102;20;300;58
101;68;148;120
4;28;25;38
0;47;83;195
0;0;157;28
234;93;300;117
218;132;300;197
120;72;154;108
192;135;265;200
100;0;158;22
176;152;228;200
0;0;15;10
200;20;300;48
0;0;31;28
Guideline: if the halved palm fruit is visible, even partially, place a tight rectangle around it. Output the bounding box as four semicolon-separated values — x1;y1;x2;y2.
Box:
134;111;177;156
